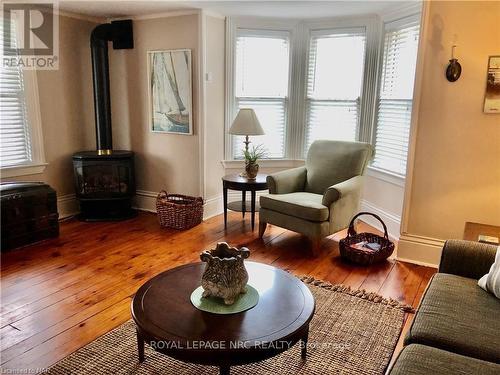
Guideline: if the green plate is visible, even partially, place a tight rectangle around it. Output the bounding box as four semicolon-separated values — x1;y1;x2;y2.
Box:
190;285;259;314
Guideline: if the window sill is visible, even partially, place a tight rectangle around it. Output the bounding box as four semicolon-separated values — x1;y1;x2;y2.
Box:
221;159;305;169
1;162;48;178
366;166;405;187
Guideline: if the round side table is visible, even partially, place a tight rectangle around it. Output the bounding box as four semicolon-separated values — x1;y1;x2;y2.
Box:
222;174;268;230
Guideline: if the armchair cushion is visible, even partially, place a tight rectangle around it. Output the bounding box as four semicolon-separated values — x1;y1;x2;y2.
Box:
305;140;373;195
260;192;329;222
266;166;307;195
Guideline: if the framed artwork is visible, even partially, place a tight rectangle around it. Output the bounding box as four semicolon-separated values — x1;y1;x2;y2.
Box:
483;55;500;114
148;49;193;134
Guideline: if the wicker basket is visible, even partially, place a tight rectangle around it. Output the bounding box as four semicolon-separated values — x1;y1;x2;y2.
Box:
339;212;395;266
156;191;203;230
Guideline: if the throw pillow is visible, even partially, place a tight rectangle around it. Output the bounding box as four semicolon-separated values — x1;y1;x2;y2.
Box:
478;246;500;299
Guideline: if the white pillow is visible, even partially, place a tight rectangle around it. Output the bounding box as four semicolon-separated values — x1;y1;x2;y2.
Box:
478;246;500;299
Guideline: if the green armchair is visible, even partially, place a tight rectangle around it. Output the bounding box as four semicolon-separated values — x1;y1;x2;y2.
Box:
259;140;373;254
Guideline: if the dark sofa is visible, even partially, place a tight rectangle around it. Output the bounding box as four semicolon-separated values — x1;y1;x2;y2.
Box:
388;240;500;374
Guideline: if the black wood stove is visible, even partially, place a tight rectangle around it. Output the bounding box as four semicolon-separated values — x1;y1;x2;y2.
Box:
73;20;136;221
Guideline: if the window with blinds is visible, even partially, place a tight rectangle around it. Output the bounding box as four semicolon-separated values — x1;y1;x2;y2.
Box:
0;18;32;167
233;31;289;159
305;29;366;151
372;16;420;176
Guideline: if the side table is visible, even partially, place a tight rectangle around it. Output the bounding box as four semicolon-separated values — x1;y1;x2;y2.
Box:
463;222;500;244
222;174;268;230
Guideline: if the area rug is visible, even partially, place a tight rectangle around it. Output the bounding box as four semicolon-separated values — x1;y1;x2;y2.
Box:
48;277;412;375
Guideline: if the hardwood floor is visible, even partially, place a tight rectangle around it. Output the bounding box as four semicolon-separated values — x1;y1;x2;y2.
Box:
0;211;436;371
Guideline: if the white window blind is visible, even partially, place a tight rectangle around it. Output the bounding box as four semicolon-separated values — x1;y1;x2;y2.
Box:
0;18;32;167
372;16;420;176
305;29;366;151
233;31;289;159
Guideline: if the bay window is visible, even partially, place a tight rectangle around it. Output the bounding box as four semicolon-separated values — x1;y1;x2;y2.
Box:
226;12;421;180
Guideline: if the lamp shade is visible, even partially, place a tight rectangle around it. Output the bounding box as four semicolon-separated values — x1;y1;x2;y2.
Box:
228;109;264;136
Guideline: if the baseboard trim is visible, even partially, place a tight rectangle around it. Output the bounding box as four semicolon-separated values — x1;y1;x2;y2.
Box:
57;194;79;219
397;233;444;268
203;196;224;220
133;190;157;213
359;200;401;240
56;191;225;221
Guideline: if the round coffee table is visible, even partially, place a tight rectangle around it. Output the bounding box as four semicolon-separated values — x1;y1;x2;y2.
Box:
131;262;315;375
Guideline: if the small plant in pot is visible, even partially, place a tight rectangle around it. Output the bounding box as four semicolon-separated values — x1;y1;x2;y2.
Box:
243;144;267;180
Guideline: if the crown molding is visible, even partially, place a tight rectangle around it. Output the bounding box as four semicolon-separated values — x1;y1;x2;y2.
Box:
379;2;423;23
109;9;200;22
39;7;106;24
202;10;226;20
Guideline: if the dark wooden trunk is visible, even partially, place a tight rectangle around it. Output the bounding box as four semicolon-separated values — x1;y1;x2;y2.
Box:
1;182;59;251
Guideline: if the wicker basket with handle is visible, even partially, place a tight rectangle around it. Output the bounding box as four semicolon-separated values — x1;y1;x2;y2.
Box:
339;212;395;266
156;191;204;230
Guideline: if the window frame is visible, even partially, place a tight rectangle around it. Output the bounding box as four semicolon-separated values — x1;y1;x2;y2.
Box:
304;27;367;151
232;28;291;159
301;17;381;155
225;18;298;160
1;15;46;178
369;12;421;178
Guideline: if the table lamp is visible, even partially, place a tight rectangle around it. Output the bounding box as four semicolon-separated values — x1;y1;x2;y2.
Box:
228;109;265;156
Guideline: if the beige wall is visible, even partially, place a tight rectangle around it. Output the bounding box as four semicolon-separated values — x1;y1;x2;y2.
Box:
109;14;201;197
405;1;500;240
2;15;97;196
203;16;226;200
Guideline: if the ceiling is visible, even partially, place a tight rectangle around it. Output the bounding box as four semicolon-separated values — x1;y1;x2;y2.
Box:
58;1;414;19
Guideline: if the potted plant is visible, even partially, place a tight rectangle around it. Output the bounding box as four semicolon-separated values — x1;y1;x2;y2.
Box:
243;144;266;179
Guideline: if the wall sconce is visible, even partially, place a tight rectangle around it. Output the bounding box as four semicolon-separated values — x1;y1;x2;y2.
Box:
446;45;462;82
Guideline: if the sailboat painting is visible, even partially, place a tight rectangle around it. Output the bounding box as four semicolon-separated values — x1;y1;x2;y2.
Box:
149;49;192;134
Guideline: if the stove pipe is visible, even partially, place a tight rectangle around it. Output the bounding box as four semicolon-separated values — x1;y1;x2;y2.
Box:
90;20;133;153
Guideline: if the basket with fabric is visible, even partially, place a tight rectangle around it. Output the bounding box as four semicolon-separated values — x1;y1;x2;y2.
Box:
339;212;395;265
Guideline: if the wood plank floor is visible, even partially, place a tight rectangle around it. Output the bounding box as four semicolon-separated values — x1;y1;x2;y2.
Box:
0;211;436;372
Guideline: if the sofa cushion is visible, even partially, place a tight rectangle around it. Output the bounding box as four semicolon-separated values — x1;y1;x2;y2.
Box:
405;273;500;363
260;192;329;222
389;344;500;375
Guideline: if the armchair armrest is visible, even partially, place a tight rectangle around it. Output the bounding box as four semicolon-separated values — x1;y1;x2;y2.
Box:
322;175;363;207
267;166;307;194
439;239;497;279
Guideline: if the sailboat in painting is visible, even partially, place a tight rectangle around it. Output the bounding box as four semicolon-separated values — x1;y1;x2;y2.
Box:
151;50;192;133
